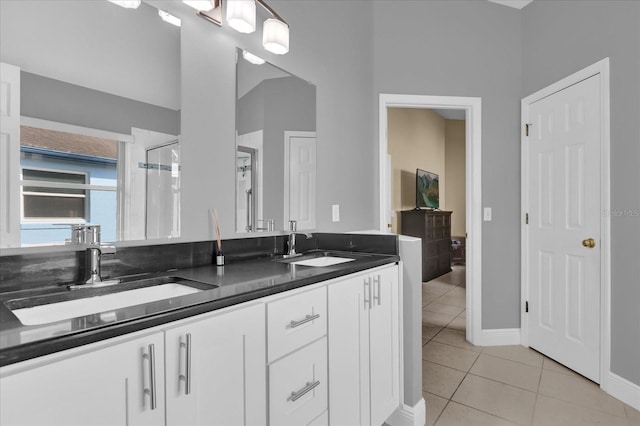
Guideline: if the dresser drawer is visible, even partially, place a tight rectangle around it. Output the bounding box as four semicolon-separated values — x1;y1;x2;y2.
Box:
269;338;328;426
267;286;327;362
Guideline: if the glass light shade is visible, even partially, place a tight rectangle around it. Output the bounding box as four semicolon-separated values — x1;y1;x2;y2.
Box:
182;0;216;12
226;0;256;34
158;10;182;27
107;0;141;9
262;18;289;55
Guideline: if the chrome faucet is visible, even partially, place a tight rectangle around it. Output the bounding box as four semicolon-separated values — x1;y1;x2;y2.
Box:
283;220;313;258
68;225;120;290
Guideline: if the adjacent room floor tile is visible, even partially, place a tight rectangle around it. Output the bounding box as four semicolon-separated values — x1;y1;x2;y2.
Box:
624;403;640;426
436;401;518;426
452;374;537;425
470;353;542;392
446;316;466;331
424;302;465;316
532;395;628;426
424;281;458;293
432;328;481;352
423;311;456;327
538;369;627;417
423;324;444;343
435;293;466;308
423;360;466;399
424;392;448;426
482;345;544;368
423;341;480;372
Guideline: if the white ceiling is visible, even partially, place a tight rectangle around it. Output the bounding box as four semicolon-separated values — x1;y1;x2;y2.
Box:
487;0;534;9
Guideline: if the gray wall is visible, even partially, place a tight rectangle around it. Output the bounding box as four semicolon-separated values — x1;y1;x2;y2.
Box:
22;72;180;136
522;0;640;388
373;0;524;329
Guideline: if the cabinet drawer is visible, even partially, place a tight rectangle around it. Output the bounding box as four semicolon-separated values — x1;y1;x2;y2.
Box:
269;338;328;426
267;287;327;362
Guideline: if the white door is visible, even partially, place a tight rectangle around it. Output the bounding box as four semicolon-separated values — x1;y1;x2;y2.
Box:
525;74;601;382
0;62;21;248
285;132;316;230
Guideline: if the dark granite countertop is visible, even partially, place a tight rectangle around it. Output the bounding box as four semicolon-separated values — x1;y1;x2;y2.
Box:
0;250;399;367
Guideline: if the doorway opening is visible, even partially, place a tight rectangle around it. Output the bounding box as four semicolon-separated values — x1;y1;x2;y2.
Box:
379;94;482;345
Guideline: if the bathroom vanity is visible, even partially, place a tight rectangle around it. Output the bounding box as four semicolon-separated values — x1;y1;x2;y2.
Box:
0;234;402;426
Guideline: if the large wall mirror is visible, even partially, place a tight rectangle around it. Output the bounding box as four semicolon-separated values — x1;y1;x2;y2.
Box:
235;48;317;233
0;0;180;248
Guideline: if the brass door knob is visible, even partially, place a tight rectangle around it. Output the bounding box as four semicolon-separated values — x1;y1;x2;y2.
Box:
582;238;596;248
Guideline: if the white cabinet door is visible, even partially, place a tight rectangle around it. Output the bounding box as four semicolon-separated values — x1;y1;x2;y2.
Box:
165;303;266;426
369;266;400;426
328;265;400;426
0;332;165;426
328;273;371;426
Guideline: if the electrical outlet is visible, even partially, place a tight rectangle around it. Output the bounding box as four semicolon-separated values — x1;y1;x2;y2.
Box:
332;204;340;222
484;207;492;221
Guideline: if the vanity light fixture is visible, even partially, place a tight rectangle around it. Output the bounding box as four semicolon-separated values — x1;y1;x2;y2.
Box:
242;50;265;65
193;0;289;55
158;10;182;27
107;0;141;9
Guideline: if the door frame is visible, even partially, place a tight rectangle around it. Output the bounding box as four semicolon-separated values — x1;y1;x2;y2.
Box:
520;58;611;386
378;94;483;345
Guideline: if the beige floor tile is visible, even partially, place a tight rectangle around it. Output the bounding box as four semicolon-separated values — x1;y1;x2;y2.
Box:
423;341;480;372
470;354;542;392
424;288;450;303
482;345;544;367
538;369;627;417
532;395;628;426
446;316;466;331
542;356;582;377
424;392;448;426
423;324;444;343
457;310;466;319
425;281;458;293
436;401;518;426
424;302;465;316
625;404;640;426
435;293;466;308
452;374;536;425
447;287;466;297
423;360;466;399
423;311;456;327
432;328;481;352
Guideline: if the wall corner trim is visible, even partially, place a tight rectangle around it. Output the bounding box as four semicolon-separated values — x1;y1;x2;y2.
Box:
478;328;521;346
387;398;426;426
602;371;640;411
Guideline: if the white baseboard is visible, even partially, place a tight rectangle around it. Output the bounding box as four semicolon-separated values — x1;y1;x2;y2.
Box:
387;398;426;426
603;371;640;411
478;328;521;346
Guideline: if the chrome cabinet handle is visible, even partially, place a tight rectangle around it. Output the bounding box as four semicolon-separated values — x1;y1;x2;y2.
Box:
143;344;157;410
289;380;321;402
364;277;372;309
373;275;381;306
179;333;192;395
290;313;320;328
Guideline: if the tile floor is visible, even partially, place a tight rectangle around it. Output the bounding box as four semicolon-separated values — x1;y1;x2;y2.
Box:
421;265;640;426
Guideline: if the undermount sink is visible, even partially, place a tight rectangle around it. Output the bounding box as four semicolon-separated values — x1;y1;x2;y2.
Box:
10;283;201;326
290;256;355;267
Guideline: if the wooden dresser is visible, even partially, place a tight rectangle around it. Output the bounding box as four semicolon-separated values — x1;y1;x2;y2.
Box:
401;210;452;282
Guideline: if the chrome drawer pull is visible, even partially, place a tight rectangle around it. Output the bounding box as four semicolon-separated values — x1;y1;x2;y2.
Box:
179;333;192;395
364;277;372;309
290;313;320;328
289;380;321;402
143;344;157;410
373;275;381;306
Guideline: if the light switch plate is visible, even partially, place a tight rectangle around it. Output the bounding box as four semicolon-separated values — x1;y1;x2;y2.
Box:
484;207;492;221
332;204;340;222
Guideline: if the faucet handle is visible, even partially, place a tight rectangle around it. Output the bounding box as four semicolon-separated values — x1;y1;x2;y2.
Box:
100;244;117;255
289;220;297;232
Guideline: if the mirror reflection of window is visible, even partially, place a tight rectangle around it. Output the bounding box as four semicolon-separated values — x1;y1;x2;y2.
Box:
20;125;118;246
